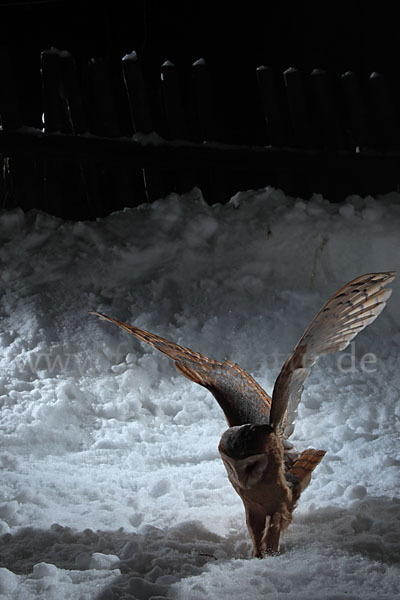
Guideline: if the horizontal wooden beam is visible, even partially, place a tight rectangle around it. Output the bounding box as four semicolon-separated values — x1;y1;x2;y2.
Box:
1;128;400;174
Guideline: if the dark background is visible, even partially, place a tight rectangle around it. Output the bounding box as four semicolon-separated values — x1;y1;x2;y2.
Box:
2;1;397;74
2;0;400;143
2;0;400;216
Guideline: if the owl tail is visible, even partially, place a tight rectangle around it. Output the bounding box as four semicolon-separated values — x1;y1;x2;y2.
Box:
288;448;326;493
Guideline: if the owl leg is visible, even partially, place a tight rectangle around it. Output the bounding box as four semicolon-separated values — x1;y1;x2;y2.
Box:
262;512;282;555
245;507;271;558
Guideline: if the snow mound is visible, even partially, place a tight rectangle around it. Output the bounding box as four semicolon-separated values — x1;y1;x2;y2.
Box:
1;186;400;598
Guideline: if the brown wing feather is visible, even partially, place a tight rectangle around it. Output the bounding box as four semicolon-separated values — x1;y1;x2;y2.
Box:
90;311;271;427
270;271;395;437
288;449;326;493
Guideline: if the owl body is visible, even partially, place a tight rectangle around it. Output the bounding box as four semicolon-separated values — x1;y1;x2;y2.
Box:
219;423;313;555
220;436;290;516
91;271;395;557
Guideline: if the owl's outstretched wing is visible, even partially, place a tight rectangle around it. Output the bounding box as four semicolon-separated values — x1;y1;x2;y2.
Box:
270;271;395;438
90;311;271;427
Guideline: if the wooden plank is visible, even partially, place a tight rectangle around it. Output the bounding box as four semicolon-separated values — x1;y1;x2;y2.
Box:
41;48;82;217
368;72;398;150
283;67;313;196
0;46;21;131
59;51;100;217
87;57;134;214
2;130;400;201
191;59;219;142
308;68;346;197
160;60;197;194
87;58;119;137
283;67;311;148
191;58;225;202
41;49;70;134
122;50;152;133
3;129;400;172
256;65;283;146
121;51;164;203
309;68;343;150
341;71;369;150
59;51;86;134
367;72;399;194
0;47;23;209
161;61;188;140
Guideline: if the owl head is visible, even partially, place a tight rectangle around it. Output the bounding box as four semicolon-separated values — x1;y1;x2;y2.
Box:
218;424;274;489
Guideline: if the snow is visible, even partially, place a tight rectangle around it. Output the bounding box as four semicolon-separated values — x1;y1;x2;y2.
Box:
40;48;72;59
122;51;138;62
1;186;400;599
192;58;207;67
284;67;299;75
41;47;62;56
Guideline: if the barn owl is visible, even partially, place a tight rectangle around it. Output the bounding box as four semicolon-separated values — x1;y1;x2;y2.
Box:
91;272;395;557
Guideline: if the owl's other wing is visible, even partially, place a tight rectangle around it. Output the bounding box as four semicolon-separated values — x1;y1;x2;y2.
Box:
91;311;271;427
269;271;395;438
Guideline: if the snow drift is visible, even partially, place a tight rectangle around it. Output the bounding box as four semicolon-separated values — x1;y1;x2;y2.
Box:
1;186;400;599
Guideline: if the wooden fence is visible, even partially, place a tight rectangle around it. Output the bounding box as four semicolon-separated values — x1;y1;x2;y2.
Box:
1;46;400;219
